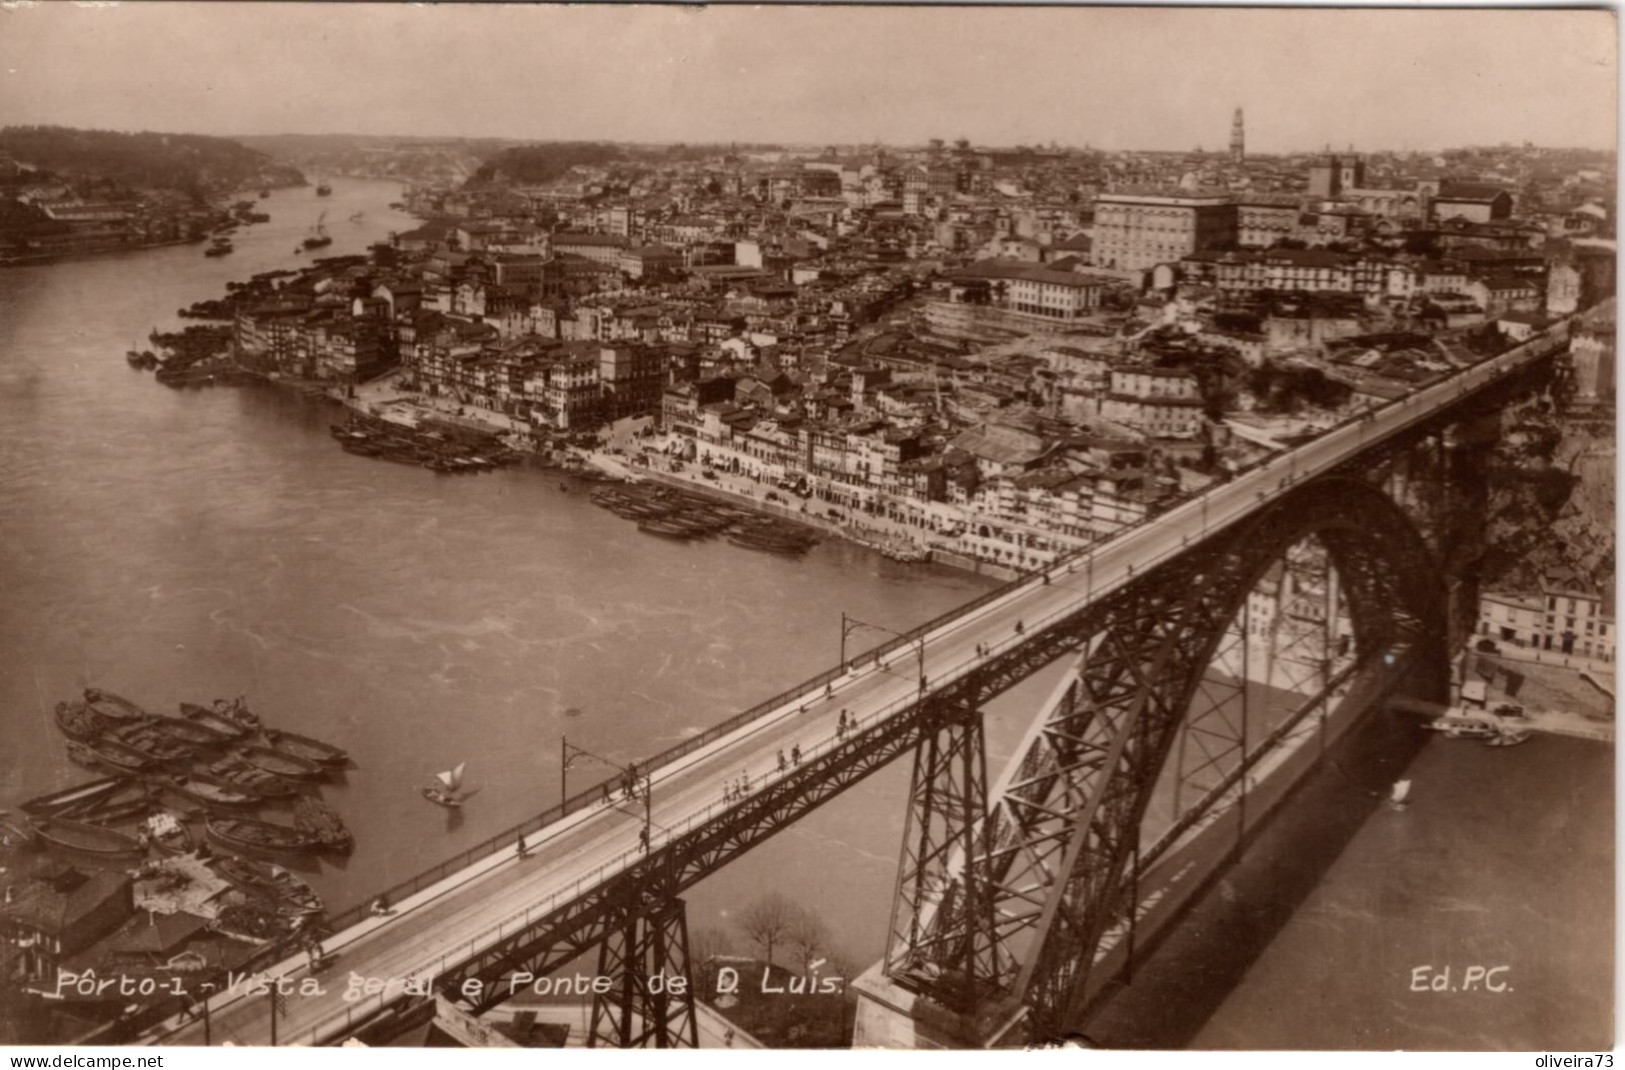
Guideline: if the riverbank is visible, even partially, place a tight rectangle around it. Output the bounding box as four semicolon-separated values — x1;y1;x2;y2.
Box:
232;371;1033;582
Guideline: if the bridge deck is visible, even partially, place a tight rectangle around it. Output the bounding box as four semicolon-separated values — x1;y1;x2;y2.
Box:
148;324;1567;1046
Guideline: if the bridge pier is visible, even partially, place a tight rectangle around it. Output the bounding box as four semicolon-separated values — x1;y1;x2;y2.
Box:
589;893;699;1048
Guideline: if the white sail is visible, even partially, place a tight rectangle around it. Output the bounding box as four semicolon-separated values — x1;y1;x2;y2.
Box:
437;762;466;793
1390;780;1412;804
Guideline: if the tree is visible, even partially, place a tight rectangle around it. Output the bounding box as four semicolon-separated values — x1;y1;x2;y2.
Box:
785;906;831;972
738;892;796;967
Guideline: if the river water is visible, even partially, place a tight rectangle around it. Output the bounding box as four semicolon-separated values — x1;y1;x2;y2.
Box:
0;177;1025;972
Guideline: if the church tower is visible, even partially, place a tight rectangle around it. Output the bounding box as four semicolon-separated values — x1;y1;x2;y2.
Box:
1230;107;1245;163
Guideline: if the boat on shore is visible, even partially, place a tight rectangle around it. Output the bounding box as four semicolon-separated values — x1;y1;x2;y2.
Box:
67;738;156;774
204;757;299;798
33;816;146;858
83;688;151;722
146;714;237;748
164;772;260;810
143;811;195;855
236;744;325;781
21;776;127;817
211;697;262;731
62;779;158;825
54;700;110;741
292;796;352;853
638;518;698;540
206;816;321;855
263;728;349;767
108;722;195;763
180;702;252;739
215;856;324;916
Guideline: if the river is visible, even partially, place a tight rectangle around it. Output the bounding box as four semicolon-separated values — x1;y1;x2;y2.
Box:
0;177;1023;975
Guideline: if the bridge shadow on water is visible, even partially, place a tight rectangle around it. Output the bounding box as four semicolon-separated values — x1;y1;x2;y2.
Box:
1079;709;1432;1050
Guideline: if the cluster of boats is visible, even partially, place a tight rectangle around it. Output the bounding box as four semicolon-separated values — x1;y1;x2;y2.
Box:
590;484;821;555
204;235;234;258
331;415;525;475
37;688;355;859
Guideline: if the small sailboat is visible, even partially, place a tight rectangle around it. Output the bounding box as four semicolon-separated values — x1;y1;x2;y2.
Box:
422;762;468;809
1388;779;1412;811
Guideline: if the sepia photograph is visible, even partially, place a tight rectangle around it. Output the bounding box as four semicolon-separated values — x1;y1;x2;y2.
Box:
0;1;1615;1053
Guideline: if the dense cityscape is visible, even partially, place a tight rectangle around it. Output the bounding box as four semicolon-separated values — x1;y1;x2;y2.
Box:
0;3;1614;1055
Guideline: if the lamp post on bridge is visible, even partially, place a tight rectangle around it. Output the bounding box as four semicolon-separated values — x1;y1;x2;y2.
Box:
840;612;927;693
562;737;651;839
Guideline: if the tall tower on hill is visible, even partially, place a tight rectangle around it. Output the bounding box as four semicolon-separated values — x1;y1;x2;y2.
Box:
1230;107;1246;163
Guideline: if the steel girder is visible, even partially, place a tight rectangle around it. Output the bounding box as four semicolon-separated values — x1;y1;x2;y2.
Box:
884;701;999;1012
435;698;936;1017
589;895;699;1048
422;475;1443;1046
883;476;1447;1044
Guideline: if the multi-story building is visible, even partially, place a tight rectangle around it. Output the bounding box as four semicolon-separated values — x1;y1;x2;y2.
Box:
1306;154;1365;198
539;350;602;430
1480;584;1614;662
1431;183;1514;224
950;260;1108;323
551;232;629;266
1235;194;1302;249
598;343;665;422
1101;365;1206;438
1092;191;1237;272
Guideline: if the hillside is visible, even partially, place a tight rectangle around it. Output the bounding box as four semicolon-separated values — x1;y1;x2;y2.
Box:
238;134;509;187
1480;396;1615;599
0;125;300;196
467;142;627;186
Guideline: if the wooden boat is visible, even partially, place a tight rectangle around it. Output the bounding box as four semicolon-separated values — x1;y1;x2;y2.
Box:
206;757;299;798
211;697;262;730
206;816;321;854
215;856;324;916
164;773;259;810
54;700;110;741
65;780;158;824
146;714;235;748
263;728;348;767
109;723;195;763
68;738;155;774
82;688;150;722
180;702;251;740
33;816;146;857
235;744;324;781
21;776;126;816
292;796;353;852
144;811;195;855
638;519;697;540
422;761;468;809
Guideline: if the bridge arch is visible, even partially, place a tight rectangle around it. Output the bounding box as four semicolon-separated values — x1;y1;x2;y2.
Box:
885;476;1450;1042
